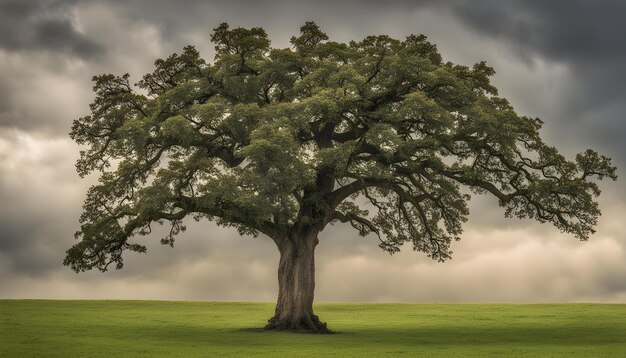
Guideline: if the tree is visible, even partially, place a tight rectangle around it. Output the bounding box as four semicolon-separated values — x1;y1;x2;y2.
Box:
65;22;617;333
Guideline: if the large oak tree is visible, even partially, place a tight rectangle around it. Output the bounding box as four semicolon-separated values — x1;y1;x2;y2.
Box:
66;22;616;332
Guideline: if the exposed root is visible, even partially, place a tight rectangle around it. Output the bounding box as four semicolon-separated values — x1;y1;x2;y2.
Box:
264;314;333;334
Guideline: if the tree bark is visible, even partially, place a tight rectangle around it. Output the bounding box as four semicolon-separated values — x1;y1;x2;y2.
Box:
264;230;331;333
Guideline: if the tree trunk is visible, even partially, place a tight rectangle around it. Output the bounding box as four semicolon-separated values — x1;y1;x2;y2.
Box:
264;231;331;333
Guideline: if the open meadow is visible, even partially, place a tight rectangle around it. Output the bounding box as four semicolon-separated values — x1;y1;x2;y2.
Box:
1;300;625;357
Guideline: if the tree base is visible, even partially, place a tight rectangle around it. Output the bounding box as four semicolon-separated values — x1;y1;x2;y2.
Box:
264;314;333;334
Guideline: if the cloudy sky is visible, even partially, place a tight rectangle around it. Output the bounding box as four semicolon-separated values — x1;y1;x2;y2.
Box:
1;0;624;302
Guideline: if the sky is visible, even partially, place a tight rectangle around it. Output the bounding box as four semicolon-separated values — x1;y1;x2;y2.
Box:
1;0;625;302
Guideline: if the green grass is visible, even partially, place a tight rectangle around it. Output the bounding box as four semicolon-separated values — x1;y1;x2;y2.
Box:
1;300;625;357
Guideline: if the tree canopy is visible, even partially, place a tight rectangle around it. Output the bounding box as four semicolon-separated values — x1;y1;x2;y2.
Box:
65;21;617;273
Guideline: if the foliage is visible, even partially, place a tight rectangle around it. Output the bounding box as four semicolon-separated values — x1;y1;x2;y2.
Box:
66;22;616;272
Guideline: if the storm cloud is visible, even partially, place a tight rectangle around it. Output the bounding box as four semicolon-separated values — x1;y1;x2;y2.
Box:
0;0;102;57
0;0;624;302
443;0;626;168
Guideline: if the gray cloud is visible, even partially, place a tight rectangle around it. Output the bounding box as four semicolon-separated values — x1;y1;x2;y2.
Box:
0;0;103;134
0;0;624;302
0;54;93;133
0;0;102;58
439;0;626;169
445;0;626;63
0;132;81;275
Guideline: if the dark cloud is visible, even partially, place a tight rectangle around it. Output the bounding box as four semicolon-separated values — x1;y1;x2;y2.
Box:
445;0;626;62
0;57;93;134
442;0;626;112
0;0;624;302
0;133;79;275
0;80;12;119
0;0;102;58
439;0;626;169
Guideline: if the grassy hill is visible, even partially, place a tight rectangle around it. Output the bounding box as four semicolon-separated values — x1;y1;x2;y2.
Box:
1;300;625;357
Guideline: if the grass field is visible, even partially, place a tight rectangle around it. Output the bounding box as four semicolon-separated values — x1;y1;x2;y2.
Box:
1;300;625;357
